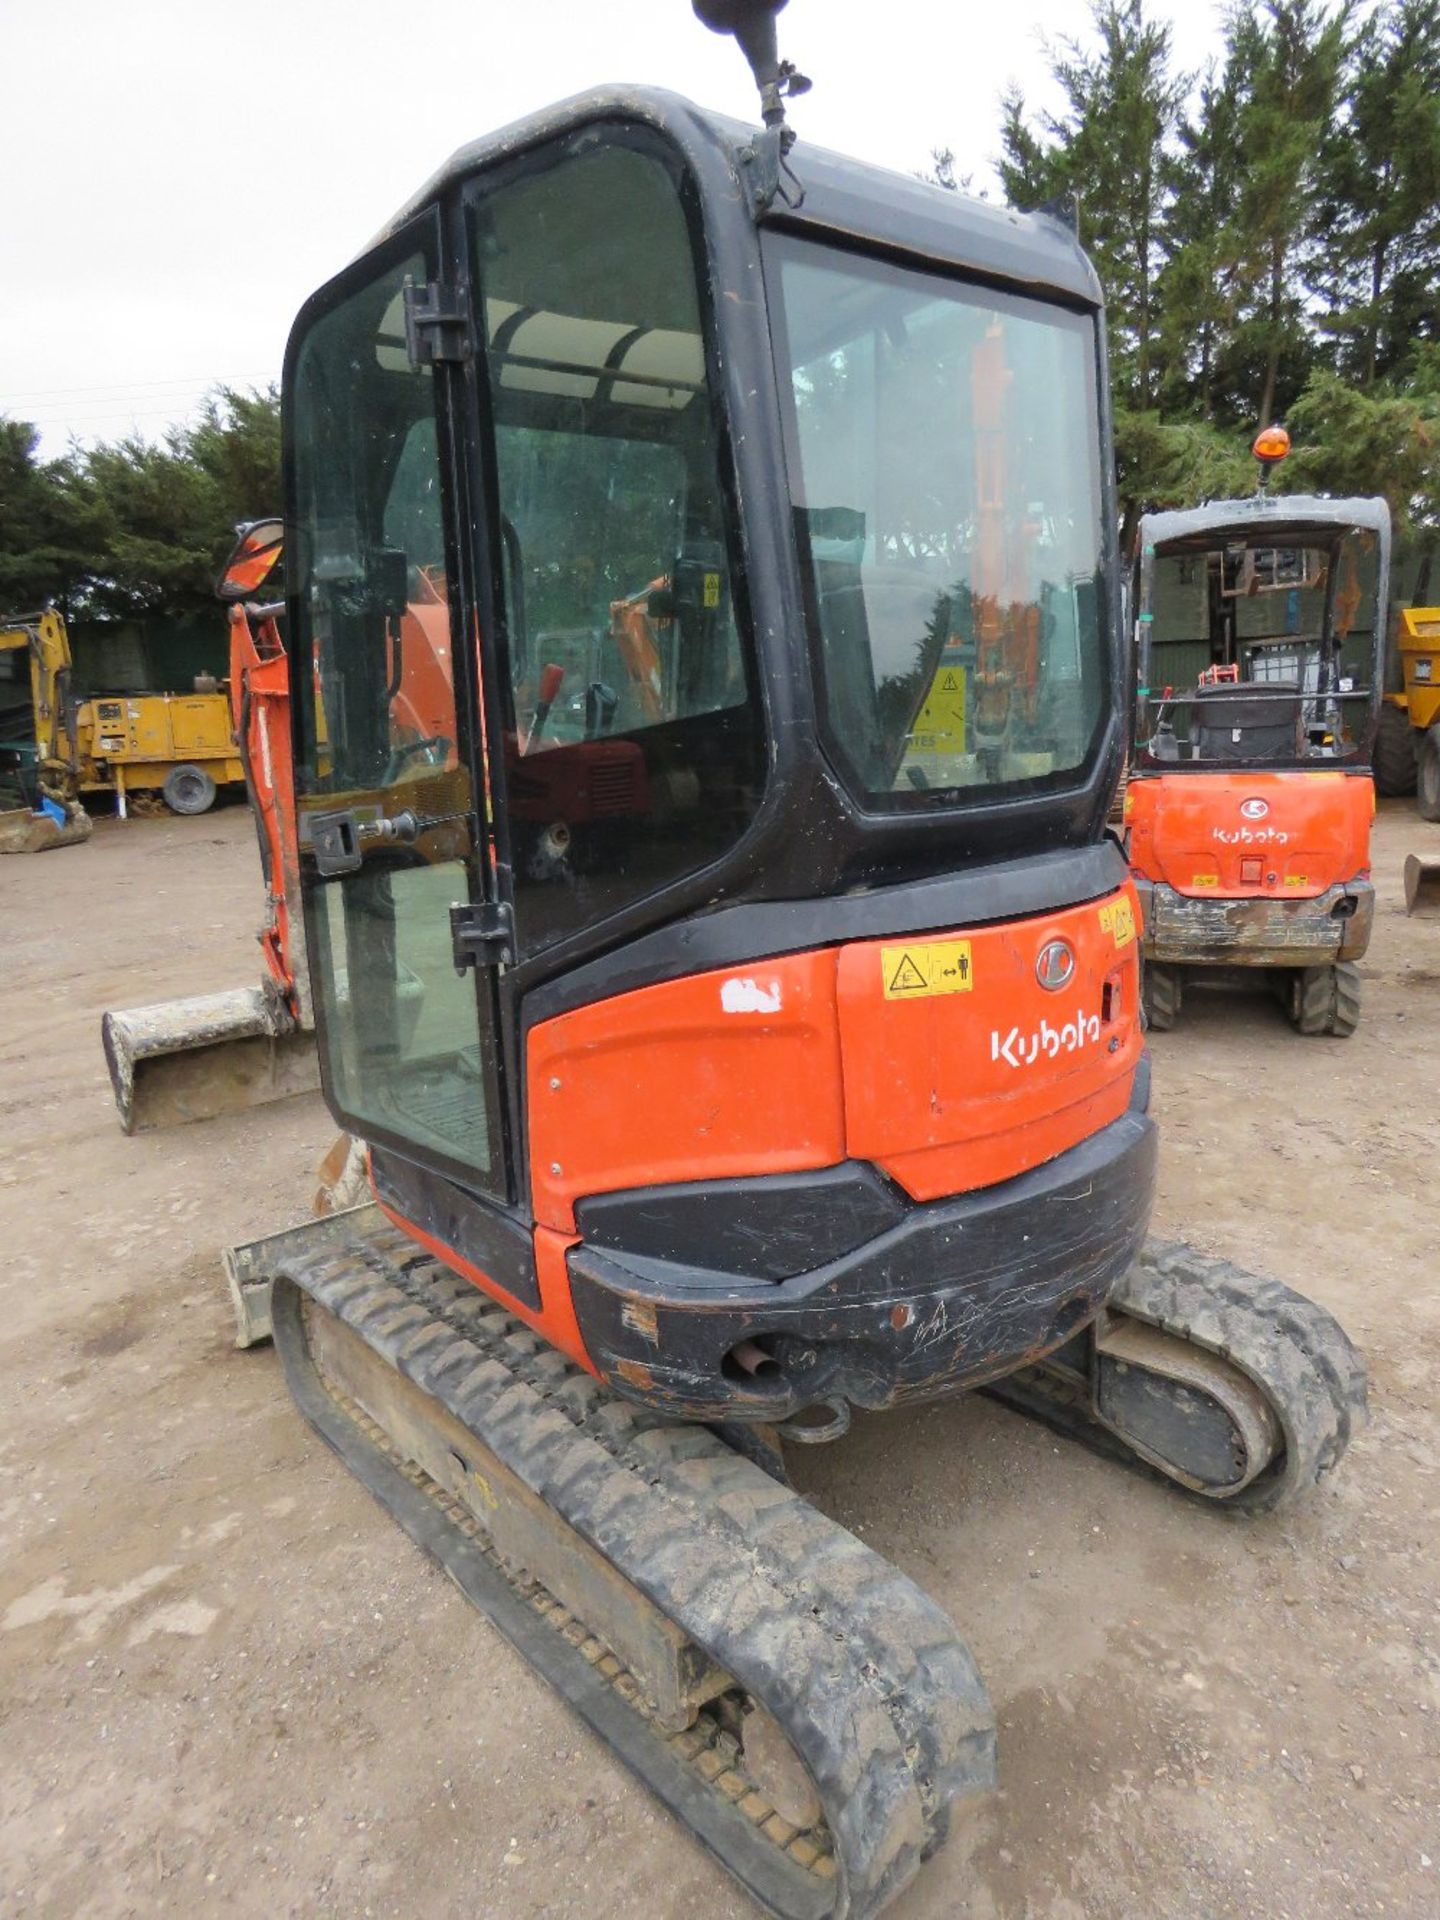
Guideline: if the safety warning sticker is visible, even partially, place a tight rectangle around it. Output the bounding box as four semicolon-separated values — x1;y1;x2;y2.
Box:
880;939;974;999
908;663;967;754
1098;898;1136;948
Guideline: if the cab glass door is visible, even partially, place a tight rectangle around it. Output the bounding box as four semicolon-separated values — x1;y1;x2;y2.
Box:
468;134;765;957
288;227;505;1193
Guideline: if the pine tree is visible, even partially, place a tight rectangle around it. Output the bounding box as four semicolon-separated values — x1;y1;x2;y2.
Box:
0;387;281;622
1285;345;1440;528
1154;28;1257;419
998;1;1187;412
1225;0;1349;428
1311;0;1440;386
0;422;105;620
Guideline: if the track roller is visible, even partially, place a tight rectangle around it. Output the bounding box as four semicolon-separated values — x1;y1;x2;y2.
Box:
986;1240;1366;1513
270;1214;995;1920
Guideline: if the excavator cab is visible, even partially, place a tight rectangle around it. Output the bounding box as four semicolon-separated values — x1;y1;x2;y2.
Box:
1127;488;1390;1034
246;18;1365;1912
281;91;1155;1408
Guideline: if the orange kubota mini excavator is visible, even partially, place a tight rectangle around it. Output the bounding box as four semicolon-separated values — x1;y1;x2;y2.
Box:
1127;428;1388;1036
191;7;1366;1913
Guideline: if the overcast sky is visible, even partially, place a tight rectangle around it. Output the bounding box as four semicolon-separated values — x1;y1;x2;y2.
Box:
3;0;1228;458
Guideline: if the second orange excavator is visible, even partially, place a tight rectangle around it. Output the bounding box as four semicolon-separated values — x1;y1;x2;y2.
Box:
1126;428;1388;1035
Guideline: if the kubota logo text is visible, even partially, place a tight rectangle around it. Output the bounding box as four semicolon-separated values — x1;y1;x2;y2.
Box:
1212;824;1290;845
991;1013;1101;1069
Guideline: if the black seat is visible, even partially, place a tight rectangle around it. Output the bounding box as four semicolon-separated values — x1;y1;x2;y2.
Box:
1191;680;1302;762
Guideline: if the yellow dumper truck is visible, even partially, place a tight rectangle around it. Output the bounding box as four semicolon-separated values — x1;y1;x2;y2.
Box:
1385;606;1440;819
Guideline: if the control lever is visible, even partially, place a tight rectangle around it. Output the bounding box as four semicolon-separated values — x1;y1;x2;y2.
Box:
585;679;618;738
524;662;566;753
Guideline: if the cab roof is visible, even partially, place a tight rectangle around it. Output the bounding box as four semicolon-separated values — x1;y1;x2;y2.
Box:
367;84;1102;309
1141;494;1392;554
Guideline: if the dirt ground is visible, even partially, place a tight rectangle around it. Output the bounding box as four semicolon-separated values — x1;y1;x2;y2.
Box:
2;799;1439;1920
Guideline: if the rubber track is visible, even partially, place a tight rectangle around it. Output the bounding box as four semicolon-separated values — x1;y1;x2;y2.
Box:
992;1238;1367;1514
272;1215;995;1920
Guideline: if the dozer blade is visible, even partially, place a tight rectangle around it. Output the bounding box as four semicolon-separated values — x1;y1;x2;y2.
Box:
267;1212;995;1920
0;803;92;854
986;1240;1366;1513
102;984;318;1133
222;1201;377;1347
1403;853;1440;917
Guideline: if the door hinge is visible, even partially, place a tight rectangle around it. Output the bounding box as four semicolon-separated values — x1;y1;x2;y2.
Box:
403;278;471;365
450;899;515;972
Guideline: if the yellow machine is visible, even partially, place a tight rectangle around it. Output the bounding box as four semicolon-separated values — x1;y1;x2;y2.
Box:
0;603;243;824
0;608;91;853
74;686;244;815
1380;606;1440;818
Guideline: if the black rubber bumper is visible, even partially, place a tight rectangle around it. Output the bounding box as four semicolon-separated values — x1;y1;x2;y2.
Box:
567;1078;1158;1421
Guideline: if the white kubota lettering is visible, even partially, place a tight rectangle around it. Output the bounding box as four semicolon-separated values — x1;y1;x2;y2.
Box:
990;1013;1102;1069
1212;825;1290;846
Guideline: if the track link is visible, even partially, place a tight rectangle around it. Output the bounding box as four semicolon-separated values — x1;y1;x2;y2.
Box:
271;1215;995;1920
990;1238;1366;1513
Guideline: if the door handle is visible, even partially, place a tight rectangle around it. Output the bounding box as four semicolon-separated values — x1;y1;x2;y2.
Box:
309;807;422;876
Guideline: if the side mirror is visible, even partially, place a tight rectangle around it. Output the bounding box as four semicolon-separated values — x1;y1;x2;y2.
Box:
694;0;809;216
217;518;284;601
692;0;809;130
693;0;788;91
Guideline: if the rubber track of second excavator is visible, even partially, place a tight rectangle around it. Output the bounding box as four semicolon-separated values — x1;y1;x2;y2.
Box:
272;1216;996;1920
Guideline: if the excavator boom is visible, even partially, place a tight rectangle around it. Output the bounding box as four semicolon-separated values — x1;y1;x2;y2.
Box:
0;606;91;853
102;532;320;1130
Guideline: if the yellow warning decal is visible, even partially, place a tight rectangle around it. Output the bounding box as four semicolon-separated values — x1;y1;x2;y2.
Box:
1098;898;1136;948
1283;875;1309;887
908;664;967;755
702;571;721;609
1192;873;1219;888
881;939;974;999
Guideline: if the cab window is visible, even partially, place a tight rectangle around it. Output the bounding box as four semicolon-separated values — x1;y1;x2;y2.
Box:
472;136;763;954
